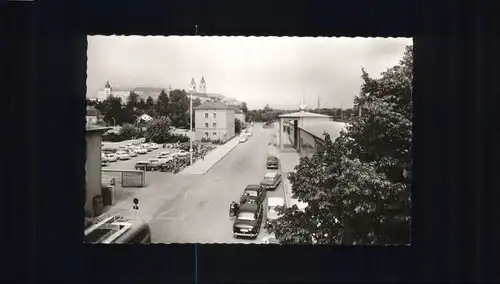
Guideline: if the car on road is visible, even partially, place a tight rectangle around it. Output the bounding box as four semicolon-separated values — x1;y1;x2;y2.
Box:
134;161;150;171
239;136;248;143
232;203;263;239
106;154;118;162
135;147;147;155
240;185;266;205
266;155;280;169
260;172;282;190
116;151;131;160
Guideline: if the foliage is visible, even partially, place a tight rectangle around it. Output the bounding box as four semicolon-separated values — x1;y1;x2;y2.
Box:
165;134;190;143
155;90;170;117
240;102;248;114
168;89;190;129
119;123;142;140
145;116;173;144
268;45;413;245
235;118;242;134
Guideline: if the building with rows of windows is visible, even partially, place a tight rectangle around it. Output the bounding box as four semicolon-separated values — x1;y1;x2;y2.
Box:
194;101;235;142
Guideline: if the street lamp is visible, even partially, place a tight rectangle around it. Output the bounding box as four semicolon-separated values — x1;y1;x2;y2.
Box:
188;78;196;166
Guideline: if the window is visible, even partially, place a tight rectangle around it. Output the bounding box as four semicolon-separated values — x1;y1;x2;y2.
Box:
212;132;217;136
204;123;209;128
213;113;217;118
213;123;217;128
204;113;208;118
205;132;209;137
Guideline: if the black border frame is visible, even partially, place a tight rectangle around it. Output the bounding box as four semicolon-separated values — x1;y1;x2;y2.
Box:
5;0;499;283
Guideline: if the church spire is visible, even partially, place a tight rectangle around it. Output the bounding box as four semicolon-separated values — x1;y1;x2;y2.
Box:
199;76;207;93
105;81;111;89
190;78;197;92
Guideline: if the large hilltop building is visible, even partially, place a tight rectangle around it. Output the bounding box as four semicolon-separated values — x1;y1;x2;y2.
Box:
95;81;169;103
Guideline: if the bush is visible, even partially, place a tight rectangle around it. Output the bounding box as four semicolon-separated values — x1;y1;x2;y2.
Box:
165;134;190;143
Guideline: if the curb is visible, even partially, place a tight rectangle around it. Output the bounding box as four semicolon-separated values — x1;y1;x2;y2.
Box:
201;139;240;175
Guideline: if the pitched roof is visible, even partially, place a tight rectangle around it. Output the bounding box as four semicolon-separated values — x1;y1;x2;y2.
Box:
194;101;234;110
279;111;332;118
299;122;348;141
232;107;243;114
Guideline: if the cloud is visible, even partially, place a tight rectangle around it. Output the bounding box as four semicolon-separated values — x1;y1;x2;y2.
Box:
87;36;412;109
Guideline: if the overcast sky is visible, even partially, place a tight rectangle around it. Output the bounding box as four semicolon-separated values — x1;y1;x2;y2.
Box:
87;36;412;110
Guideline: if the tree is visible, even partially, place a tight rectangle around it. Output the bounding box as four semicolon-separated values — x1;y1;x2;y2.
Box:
155;90;170;117
168;89;190;128
102;95;123;126
127;92;140;107
240;102;248;114
235;118;242;134
268;45;413;245
119;123;141;140
145;116;172;143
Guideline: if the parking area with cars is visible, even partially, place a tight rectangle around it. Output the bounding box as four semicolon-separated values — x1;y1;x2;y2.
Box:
100;141;217;206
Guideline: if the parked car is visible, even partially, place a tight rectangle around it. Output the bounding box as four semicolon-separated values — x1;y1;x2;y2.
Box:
239;136;248;143
106;154;118;162
232;202;263;239
260;172;282;190
148;159;163;170
135;161;150;171
239;185;266;205
103;148;117;154
135;147;147;154
128;149;138;157
266;197;285;223
176;150;189;157
101;152;109;162
266;155;280;169
116;151;131;160
149;143;159;149
158;151;170;158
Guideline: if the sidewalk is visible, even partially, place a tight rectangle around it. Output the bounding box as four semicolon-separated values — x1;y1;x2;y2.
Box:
179;136;241;175
102;174;199;223
267;134;301;207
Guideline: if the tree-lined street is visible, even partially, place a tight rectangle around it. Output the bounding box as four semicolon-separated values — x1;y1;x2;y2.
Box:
150;125;284;243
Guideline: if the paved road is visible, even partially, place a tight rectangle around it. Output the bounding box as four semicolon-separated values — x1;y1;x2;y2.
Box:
150;125;286;244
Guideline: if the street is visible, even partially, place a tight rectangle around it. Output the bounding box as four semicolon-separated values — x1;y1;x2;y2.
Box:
150;125;285;244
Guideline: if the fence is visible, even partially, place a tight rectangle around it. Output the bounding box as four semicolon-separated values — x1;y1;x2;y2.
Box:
102;169;146;188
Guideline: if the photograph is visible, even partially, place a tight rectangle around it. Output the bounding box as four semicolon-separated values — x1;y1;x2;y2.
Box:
83;36;413;245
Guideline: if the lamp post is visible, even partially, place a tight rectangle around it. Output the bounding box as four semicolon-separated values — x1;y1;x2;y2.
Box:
189;79;196;166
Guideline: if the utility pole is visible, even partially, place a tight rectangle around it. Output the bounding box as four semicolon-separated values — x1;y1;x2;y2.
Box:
189;78;196;166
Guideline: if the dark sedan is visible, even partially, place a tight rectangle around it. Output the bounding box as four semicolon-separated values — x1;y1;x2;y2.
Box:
266;156;280;169
232;203;263;239
239;185;266;205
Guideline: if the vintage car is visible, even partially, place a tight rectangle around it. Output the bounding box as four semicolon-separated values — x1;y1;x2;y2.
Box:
239;185;266;205
260;172;282;190
232;202;263;239
134;161;151;171
266;155;280;169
